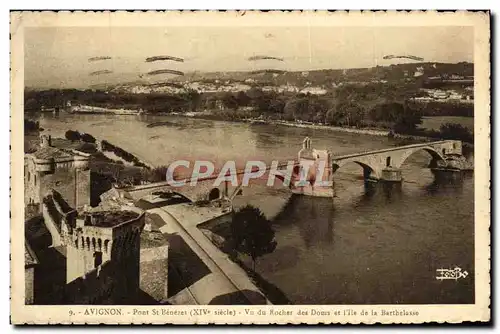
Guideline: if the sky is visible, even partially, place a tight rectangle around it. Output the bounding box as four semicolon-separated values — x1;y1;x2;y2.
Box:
24;26;474;88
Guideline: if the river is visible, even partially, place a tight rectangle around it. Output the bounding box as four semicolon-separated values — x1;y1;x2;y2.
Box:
37;113;475;305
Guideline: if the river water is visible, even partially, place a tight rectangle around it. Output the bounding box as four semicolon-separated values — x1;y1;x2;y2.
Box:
37;113;475;304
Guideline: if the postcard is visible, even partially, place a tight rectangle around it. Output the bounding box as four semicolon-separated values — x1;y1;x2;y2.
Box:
10;10;490;324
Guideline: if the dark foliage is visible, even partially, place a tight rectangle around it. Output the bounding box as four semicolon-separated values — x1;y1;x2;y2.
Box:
140;165;170;183
100;140;148;168
408;101;474;117
438;123;474;143
64;130;81;141
231;205;277;270
80;133;96;144
24;119;40;134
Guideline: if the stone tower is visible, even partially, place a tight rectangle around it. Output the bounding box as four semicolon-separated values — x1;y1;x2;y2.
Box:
25;134;91;209
65;208;145;282
64;208;145;303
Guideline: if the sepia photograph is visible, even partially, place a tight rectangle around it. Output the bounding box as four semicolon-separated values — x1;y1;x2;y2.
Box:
10;10;490;324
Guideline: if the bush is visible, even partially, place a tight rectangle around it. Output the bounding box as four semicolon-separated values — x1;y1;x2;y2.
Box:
81;133;96;143
392;105;423;135
24;119;40;133
65;130;81;141
99;139;148;167
438;123;474;143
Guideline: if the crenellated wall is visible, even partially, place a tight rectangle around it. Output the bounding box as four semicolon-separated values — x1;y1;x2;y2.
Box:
65;211;145;291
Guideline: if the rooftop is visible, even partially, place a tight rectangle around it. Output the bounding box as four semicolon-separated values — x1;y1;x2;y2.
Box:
31;146;74;160
29;136;90;161
78;210;140;228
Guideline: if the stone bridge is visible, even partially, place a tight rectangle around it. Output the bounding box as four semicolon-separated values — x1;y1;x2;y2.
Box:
114;137;465;201
330;139;463;181
109;179;231;204
292;137;465;197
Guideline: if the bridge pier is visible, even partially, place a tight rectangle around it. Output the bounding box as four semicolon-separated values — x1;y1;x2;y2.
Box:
430;168;464;182
380;167;403;182
295;137;469;199
430;153;472;180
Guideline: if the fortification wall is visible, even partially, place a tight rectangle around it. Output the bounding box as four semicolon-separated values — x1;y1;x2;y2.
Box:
65;262;117;304
140;246;169;302
66;261;142;304
75;169;91;208
25;160;39;205
25;267;35;305
39;168;78;208
41;202;64;247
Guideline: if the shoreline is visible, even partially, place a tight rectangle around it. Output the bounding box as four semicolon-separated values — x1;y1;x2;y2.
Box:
48;113;474;170
264;120;390;136
170;111;391;136
168;112;474;148
98;139;155;169
171;112;475;152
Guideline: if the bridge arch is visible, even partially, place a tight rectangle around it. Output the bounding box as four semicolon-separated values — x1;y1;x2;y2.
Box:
208;188;220;201
395;146;447;169
332;160;377;180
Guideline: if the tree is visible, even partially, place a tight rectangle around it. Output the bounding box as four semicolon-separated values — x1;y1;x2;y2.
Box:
326;102;365;127
268;97;286;114
65;130;81;141
231;205;277;271
181;89;202;112
283;98;309;121
392;103;423;135
80;133;96;143
439;123;473;143
246;88;269;111
368;102;405;123
235;91;251;107
334;84;359;102
221;92;239;110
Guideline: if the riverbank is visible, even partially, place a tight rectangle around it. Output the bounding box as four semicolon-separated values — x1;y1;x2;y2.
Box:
170;111;391;136
170;111;475;146
99;139;154;169
262;120;390;137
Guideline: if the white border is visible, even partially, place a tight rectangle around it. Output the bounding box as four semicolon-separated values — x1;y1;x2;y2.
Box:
3;3;497;331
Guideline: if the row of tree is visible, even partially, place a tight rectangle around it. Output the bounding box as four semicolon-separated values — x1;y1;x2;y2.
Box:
214;89;473;140
26;82;473;119
25;88;203;114
422;123;474;144
100;140;149;168
31;84;473;143
65;130;97;143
